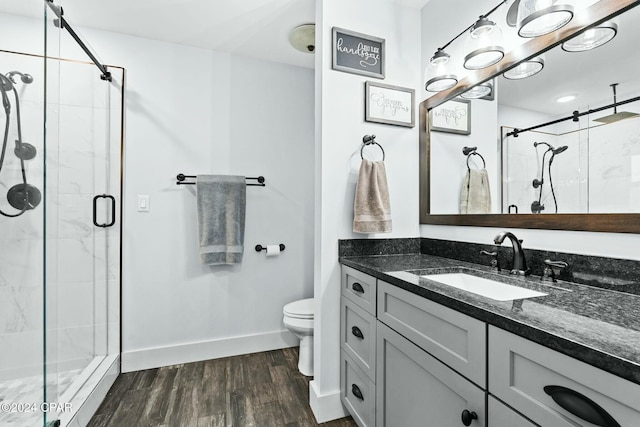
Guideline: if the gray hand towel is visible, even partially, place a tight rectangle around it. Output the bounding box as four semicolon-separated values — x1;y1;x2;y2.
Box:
196;175;246;265
460;168;491;214
353;159;392;233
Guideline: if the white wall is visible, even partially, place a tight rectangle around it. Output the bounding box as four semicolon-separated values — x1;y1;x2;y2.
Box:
1;13;316;372
313;0;421;421
97;33;316;371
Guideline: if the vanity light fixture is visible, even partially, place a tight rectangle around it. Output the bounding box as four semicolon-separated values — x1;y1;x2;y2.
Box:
460;81;493;99
464;16;505;70
503;55;545;80
561;20;618;52
517;0;574;38
425;48;458;92
424;1;509;92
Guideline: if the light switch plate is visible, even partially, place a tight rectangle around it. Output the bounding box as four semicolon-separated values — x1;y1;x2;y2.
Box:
137;195;150;212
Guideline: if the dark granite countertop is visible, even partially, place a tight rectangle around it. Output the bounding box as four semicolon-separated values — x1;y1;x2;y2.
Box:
340;254;640;386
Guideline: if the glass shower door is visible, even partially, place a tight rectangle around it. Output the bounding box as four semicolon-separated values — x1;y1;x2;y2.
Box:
43;6;123;425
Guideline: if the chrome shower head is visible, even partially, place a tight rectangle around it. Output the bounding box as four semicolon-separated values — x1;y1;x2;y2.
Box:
6;71;33;84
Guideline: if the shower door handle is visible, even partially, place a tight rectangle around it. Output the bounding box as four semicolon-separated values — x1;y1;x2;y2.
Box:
93;194;116;228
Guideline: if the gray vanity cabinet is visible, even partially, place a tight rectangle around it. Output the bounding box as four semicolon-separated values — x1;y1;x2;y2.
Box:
341;266;378;427
376;322;486;427
488;397;537;426
489;326;640;427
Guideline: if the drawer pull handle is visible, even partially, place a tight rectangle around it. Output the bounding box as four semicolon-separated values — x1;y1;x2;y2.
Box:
461;409;478;426
352;282;365;293
351;326;364;339
351;384;364;401
544;385;621;427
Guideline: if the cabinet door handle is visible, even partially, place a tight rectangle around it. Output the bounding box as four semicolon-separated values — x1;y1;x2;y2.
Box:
544;385;621;427
351;282;364;293
461;409;478;426
351;384;364;401
351;326;364;339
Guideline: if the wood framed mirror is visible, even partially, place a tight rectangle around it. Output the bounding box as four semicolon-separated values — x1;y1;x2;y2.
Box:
419;0;640;233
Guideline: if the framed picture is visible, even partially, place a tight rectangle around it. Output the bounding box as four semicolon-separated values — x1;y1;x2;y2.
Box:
332;27;385;79
429;99;471;135
365;81;415;128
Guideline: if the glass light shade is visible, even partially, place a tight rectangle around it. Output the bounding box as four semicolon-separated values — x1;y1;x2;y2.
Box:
561;21;617;52
503;55;545;80
517;0;574;38
464;18;504;70
430;49;450;66
425;50;458;92
460;82;493;99
425;75;458;92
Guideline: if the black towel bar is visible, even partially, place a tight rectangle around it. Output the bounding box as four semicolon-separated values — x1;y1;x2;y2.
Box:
176;173;265;186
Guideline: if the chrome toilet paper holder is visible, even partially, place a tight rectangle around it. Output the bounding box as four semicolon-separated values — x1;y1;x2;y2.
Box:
255;244;285;252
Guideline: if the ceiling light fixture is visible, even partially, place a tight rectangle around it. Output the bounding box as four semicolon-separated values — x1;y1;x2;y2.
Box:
556;95;576;103
561;20;618;52
517;0;574;38
288;24;315;53
503;55;545;80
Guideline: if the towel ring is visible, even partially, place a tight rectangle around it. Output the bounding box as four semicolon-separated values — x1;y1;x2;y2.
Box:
361;134;385;161
466;152;486;170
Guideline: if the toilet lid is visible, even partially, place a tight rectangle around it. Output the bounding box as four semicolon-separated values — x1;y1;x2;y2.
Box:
283;298;314;319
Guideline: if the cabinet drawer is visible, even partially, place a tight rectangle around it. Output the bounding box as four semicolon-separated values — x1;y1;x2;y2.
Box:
489;326;640;427
376;322;485;427
377;280;486;387
488;396;537;427
341;297;377;381
341;350;375;427
342;265;377;315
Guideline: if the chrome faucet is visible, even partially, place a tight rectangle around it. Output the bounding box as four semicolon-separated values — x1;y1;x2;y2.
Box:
493;231;530;276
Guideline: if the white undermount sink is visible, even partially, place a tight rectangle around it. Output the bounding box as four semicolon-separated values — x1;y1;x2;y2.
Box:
421;272;547;301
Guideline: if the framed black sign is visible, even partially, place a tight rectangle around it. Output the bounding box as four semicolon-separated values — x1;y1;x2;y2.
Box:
332;27;385;79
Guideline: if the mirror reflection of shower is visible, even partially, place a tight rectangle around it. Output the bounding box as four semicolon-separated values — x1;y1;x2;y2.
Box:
0;69;40;217
531;141;568;214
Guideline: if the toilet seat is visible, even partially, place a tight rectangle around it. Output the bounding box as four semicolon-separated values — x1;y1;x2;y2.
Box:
283;298;314;319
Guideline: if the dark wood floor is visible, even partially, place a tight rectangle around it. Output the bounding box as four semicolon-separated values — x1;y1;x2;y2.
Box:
88;347;357;427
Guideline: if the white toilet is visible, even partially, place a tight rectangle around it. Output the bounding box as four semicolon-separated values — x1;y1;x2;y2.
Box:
283;298;314;376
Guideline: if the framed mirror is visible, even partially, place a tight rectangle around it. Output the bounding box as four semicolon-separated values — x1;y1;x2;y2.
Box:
419;0;640;233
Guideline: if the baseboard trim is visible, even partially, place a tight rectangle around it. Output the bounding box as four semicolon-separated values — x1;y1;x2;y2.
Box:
121;330;298;372
309;380;348;423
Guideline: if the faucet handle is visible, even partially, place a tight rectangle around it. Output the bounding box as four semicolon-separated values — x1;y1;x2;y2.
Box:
480;250;500;271
541;259;568;282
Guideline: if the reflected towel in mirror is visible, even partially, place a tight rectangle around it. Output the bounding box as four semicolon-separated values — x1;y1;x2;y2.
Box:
460;169;491;214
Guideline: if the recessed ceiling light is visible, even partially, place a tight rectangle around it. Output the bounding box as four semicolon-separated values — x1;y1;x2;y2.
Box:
556;95;576;103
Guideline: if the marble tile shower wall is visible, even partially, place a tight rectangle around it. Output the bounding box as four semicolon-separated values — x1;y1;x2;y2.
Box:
504;117;640;214
0;53;118;381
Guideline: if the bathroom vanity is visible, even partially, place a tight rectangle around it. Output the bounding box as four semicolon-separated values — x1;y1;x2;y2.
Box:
339;255;640;427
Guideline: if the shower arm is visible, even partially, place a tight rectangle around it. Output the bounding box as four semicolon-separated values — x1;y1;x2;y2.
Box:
506;94;640;138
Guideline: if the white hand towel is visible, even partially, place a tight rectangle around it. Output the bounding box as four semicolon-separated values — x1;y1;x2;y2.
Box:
353;159;392;233
460;169;491;214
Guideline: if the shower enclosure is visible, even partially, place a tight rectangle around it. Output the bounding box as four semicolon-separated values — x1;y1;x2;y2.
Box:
0;2;122;426
501;103;640;214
